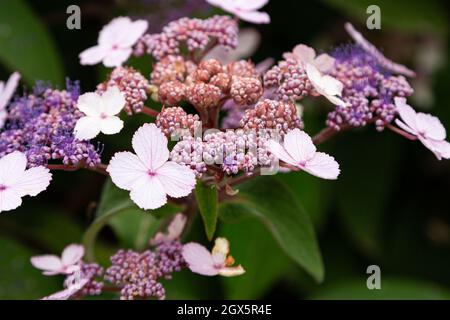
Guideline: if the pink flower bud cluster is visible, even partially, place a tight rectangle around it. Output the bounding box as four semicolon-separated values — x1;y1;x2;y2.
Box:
156;106;200;138
134;15;238;60
97;67;151;115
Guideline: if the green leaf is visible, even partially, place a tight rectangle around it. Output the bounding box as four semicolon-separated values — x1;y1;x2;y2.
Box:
320;0;447;35
195;181;218;240
226;176;324;282
219;216;293;299
335;133;399;256
0;236;60;299
0;0;64;85
83;179;181;260
311;278;450;300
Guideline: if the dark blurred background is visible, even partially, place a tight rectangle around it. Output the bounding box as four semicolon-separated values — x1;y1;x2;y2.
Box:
0;0;449;299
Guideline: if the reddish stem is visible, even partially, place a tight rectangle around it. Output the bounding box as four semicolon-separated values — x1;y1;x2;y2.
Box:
47;163;108;175
386;123;417;141
142;106;160;118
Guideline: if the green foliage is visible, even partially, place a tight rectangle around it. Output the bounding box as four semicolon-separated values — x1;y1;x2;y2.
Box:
312;278;450;299
220;217;293;299
320;0;447;35
195;181;219;240
0;0;64;85
335;133;399;257
0;236;60;299
83;179;181;260
223;176;324;282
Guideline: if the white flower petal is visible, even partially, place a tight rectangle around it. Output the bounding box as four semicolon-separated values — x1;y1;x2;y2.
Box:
283;129;316;163
0;151;27;185
107;151;148;191
100;87;126;116
132;123;169;170
321;75;344;96
292;44;316;64
0;188;22;212
303;152;340;180
100;116;124;135
98;17;132;47
268;140;298;167
130;175;167;210
234;0;269;11
79;46;108;66
102;48;133;68
156;161;196;198
74;116;102;141
0;72;20;110
77;92;103;117
120;20;148;48
218;265;246;277
13;166;52;197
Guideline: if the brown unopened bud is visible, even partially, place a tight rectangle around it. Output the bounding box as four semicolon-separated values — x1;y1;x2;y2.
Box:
210;72;232;93
230;76;263;105
188;83;222;109
240;99;303;135
158;81;186;106
227;60;258;78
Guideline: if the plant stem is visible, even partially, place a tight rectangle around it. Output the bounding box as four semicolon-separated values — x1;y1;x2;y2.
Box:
47;163;108;175
142;106;160;118
386;123;417;141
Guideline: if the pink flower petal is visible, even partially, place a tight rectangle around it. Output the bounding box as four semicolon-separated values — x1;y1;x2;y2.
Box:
303;152;340;180
156;161;196;198
416;112;446;141
41;278;89;300
419;137;450;160
30;255;63;274
236;10;270;24
314;54;335;73
292;44;316;64
98;17;132;47
394;97;418;134
234;0;269;11
182;243;219;276
61;244;84;267
107;151;148;191
132;123;169;171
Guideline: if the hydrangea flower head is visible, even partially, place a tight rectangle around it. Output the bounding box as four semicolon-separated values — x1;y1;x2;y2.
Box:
31;244;84;276
207;0;270;24
107;123;196;210
306;63;347;108
79;17;148;67
0;151;52;213
182;237;245;277
74;86;125;141
0;72;20;128
284;44;335;73
268;129;340;180
395;97;450;160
